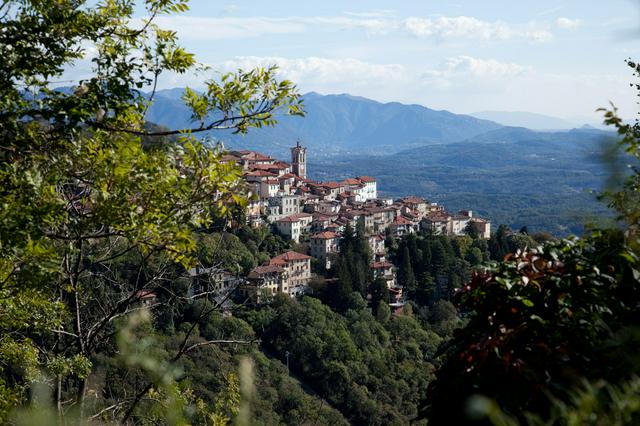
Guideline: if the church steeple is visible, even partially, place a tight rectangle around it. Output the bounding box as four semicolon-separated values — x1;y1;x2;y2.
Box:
291;140;307;179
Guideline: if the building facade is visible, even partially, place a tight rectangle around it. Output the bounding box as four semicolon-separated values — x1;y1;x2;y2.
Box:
291;141;307;179
269;251;312;296
310;231;341;269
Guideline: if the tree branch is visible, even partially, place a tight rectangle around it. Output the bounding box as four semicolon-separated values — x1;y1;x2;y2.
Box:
183;338;258;354
95;107;276;137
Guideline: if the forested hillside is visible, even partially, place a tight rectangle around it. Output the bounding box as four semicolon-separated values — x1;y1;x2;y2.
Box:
310;127;617;236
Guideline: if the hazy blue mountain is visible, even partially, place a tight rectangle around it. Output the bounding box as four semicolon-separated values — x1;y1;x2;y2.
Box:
470;110;578;130
146;90;503;156
144;89;194;130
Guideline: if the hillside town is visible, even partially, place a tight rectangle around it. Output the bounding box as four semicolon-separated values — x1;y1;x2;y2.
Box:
191;141;493;307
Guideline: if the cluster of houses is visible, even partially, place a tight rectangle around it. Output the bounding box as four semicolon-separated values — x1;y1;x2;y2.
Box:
210;142;492;306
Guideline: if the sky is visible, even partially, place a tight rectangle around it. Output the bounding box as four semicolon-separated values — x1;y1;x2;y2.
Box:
131;0;640;123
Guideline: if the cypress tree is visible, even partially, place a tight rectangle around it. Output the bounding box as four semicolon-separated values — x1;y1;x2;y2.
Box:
430;239;448;278
418;238;432;276
416;272;435;306
370;277;390;315
333;258;353;312
398;246;416;293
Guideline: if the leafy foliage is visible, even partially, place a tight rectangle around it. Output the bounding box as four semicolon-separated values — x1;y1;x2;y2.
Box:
423;59;640;425
244;295;441;425
425;231;640;424
0;0;302;421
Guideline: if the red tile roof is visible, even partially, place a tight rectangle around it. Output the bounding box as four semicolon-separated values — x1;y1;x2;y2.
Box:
392;216;413;225
372;261;393;269
424;215;450;223
276;213;312;223
250;164;276;171
402;196;426;204
289;213;312;219
251;265;285;275
221;154;240;162
233;150;273;161
312;231;340;240
245;170;277;177
270;251;312;264
322;181;341;189
312;213;333;221
357;176;376;183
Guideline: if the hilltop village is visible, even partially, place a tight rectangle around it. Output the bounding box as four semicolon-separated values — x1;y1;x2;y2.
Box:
189;142;492;307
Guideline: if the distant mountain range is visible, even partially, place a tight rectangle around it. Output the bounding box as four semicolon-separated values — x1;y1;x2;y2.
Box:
146;89;502;156
469;111;583;130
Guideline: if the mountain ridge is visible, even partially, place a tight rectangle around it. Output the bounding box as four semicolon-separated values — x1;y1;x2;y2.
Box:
470;110;579;130
145;89;503;156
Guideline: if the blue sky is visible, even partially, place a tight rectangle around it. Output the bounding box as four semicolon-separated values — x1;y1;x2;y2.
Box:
138;0;640;122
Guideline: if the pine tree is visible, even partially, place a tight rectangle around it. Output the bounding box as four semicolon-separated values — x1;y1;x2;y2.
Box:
489;225;511;260
464;222;480;239
352;257;368;296
340;223;356;252
384;227;398;259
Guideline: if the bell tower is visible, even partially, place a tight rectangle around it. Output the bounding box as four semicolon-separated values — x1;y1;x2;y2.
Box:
291;141;307;179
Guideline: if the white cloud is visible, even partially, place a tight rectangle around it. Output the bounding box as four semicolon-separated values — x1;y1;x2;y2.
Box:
153;16;306;40
424;56;531;80
524;30;554;43
217;55;531;104
405;16;511;40
418;56;532;92
445;56;531;77
152;15;396;40
404;16;553;43
556;17;582;30
153;14;554;43
310;17;393;34
220;56;405;89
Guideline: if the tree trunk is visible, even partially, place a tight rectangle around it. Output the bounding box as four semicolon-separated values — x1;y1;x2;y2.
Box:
77;377;87;420
56;374;62;417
